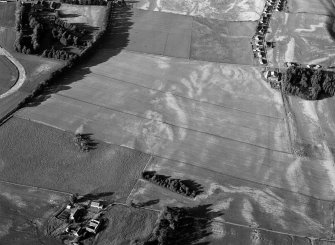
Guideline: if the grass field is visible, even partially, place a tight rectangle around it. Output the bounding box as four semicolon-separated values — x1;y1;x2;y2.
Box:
0;3;16;28
131;0;265;21
96;205;158;245
0;182;67;245
266;12;335;67
0;55;18;94
288;0;335;16
106;7;256;64
0;117;151;201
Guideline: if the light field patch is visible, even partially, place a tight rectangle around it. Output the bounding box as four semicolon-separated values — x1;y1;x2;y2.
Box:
131;0;265;21
267;12;335;67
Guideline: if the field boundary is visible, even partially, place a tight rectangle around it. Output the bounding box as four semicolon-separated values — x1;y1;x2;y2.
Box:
49;92;290;154
13;114;334;202
0;179;72;196
91;71;283;119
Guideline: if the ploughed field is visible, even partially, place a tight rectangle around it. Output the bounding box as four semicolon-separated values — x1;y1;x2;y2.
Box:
266;11;335;67
0;117;151;202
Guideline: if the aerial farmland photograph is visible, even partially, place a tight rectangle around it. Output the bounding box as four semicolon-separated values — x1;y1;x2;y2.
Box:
2;0;335;244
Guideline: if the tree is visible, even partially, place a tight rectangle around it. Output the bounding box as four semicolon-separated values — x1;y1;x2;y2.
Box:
21;46;27;54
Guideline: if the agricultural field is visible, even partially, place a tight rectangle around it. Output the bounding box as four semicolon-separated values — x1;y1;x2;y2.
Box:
130;0;265;21
266;12;335;67
2;1;335;244
0;117;151;202
0;181;67;245
96;205;158;245
288;0;335;16
107;7;256;64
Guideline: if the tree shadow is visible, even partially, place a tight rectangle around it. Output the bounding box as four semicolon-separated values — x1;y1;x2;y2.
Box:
22;4;134;108
181;179;204;196
59;13;80;18
78;191;114;202
75;133;99;150
146;205;223;245
131;199;160;208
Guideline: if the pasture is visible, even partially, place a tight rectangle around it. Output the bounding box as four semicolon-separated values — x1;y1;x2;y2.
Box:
0;117;151;201
0;181;67;245
131;0;265;21
267;12;335;67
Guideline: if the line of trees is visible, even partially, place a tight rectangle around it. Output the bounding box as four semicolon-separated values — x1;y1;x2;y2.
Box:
60;0;108;5
282;67;335;100
142;171;200;198
42;47;78;60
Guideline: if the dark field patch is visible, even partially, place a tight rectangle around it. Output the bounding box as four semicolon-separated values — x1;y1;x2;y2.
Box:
0;182;67;245
0;3;16;28
190;17;256;65
0;117;151;201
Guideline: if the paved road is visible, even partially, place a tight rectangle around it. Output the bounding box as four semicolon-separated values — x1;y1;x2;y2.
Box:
0;47;26;99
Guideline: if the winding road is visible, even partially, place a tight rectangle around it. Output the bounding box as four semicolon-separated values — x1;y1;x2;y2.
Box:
0;46;26;99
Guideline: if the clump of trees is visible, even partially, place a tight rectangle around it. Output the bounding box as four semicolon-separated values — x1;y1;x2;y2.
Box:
142;171;201;198
73;133;90;152
282;66;335;100
13;2;81;60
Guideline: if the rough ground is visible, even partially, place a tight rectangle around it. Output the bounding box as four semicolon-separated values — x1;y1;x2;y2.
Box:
0;181;67;245
267;12;335;67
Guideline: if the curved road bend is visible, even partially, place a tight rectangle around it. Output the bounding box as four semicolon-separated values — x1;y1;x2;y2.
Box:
0;46;26;99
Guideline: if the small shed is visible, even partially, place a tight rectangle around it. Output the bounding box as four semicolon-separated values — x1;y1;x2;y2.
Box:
90;201;104;210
